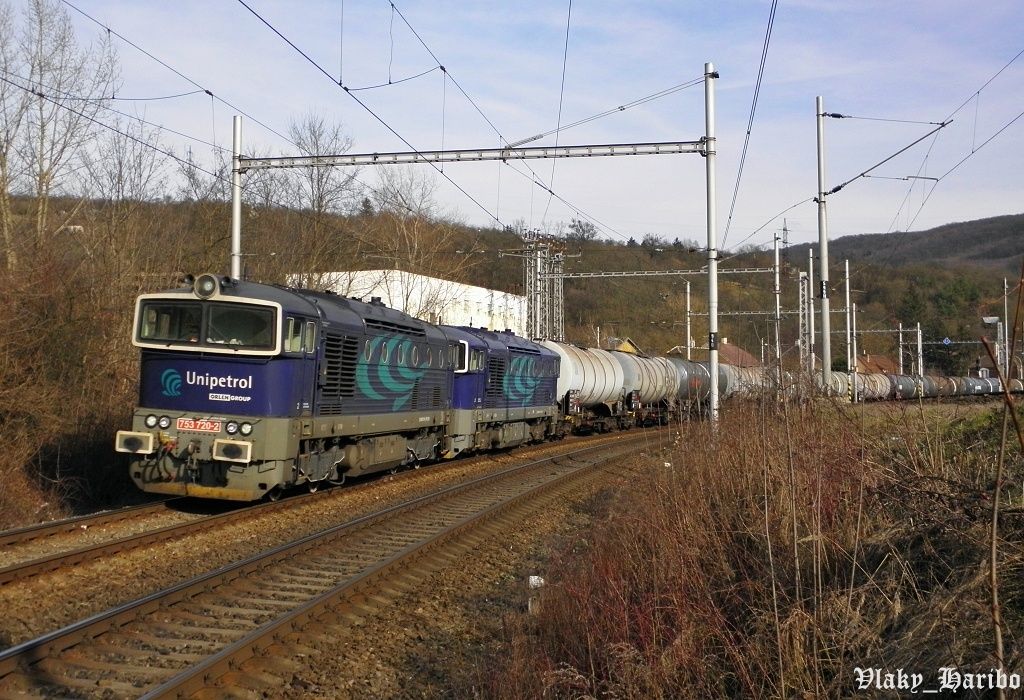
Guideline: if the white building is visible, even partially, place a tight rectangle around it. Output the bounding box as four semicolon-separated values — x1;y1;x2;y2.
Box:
290;269;526;336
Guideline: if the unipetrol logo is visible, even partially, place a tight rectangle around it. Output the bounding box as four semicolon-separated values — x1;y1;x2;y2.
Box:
503;356;541;405
161;369;183;397
357;335;429;410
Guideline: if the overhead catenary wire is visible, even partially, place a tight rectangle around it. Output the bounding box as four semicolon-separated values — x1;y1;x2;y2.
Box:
57;0;427;223
2;13;444;271
346;65;441;92
717;197;815;265
722;0;778;249
53;0;505;230
0;66;229;153
541;0;573;226
236;0;505;229
385;0;629;242
56;88;207;102
506;76;704;147
820;113;944;126
824;119;951;195
843;43;1024;275
0;73;229;185
60;0;301;151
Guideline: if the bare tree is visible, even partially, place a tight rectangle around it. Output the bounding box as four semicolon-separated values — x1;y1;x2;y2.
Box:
359;167;481;319
0;0;117;272
281;112;362;281
286;112;358;218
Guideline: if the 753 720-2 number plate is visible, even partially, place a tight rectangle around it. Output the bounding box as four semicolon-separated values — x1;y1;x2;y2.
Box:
176;417;222;433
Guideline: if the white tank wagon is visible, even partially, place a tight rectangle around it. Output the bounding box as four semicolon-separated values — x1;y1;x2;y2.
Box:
539;341;624;406
653;356;681;400
731;366;770;396
610;351;676;404
817;371;848;398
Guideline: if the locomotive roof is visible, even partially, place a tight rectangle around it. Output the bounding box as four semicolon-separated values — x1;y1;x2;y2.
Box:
450;326;556;357
156;276;445;341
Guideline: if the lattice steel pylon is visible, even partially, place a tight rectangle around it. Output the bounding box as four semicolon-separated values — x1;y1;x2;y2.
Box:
549;253;565;341
501;230;554;340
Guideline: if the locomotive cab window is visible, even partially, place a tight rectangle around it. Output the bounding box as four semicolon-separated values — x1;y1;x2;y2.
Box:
470;350;485;371
286;318;303;352
455;340;469;373
139;301;202;343
304;321;316;354
206;304;275;349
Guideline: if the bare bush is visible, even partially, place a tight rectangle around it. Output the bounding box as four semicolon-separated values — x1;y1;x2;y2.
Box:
481;402;1024;698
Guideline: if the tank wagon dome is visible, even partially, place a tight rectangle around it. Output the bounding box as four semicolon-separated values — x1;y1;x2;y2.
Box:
539;341;624;406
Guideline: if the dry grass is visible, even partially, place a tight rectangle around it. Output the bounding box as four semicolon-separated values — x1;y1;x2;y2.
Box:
480;399;1024;698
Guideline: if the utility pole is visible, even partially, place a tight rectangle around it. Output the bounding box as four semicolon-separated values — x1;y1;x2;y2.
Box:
1005;278;1010;377
773;227;783;394
844;259;851;394
815;95;833;389
898;322;904;375
705;61;720;422
231;116;243;280
798;271;808;374
851;302;859;402
550;252;565;341
808;249;816;375
916;321;924;376
686;280;692;360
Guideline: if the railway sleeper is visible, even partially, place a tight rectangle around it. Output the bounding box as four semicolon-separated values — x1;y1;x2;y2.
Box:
87;639;207;664
152;610;254;631
100;628;231;654
48;652;176;679
142;621;246;645
13;663;145;695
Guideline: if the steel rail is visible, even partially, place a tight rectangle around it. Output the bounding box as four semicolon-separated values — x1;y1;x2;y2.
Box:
146;441;629;698
0;433;629;587
0;434;656;696
0;499;177;549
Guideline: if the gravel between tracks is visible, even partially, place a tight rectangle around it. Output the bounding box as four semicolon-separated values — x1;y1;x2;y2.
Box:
269;460;633;699
0;431;661;651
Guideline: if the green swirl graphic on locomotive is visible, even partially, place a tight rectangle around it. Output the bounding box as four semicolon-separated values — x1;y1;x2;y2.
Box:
356;335;429;410
504;356;541;404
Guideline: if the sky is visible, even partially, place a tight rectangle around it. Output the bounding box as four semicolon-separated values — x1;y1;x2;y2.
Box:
60;0;1024;250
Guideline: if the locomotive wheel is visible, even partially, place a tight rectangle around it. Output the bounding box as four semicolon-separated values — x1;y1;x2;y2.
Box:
307;480;319;493
266;486;283;502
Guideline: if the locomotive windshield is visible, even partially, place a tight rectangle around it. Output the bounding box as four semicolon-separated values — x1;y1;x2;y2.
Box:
138;300;276;350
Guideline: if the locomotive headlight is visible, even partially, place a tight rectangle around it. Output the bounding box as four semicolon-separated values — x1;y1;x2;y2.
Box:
158;415;171;429
239;422;253;436
225;421;239;435
194;273;219;299
144;414;158;428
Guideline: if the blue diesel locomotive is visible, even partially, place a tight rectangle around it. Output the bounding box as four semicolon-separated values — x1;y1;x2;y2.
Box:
115;274;560;500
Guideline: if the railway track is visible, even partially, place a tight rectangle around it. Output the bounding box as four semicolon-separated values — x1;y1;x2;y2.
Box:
0;432;643;588
0;434;648;698
0;500;177;550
